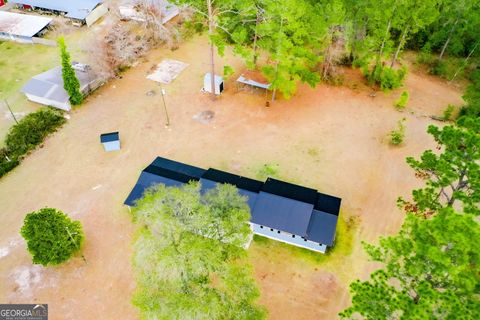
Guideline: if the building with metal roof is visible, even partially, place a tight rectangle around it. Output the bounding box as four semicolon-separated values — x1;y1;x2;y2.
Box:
0;11;51;43
20;63;102;111
11;0;107;26
100;132;120;152
124;156;342;253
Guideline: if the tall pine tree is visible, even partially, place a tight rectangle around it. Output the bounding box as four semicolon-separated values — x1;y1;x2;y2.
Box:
58;36;83;105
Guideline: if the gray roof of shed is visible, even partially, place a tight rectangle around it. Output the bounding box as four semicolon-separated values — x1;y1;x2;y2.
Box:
12;0;101;20
21;66;96;104
0;11;52;37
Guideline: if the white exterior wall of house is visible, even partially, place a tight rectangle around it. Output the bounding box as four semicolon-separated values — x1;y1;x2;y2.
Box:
24;93;71;111
250;223;327;253
102;140;121;152
85;3;108;27
0;32;33;43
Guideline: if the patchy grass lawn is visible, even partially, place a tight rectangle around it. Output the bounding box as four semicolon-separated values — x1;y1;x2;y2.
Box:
250;213;358;270
0;32;88;145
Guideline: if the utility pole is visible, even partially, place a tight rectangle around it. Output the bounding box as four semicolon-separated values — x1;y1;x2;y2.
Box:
207;0;216;100
4;99;18;124
160;85;170;127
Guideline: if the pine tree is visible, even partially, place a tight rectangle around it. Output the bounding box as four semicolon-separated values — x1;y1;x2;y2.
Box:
58;36;83;105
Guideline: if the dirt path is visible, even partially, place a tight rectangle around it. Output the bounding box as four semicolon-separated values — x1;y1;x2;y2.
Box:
0;36;463;319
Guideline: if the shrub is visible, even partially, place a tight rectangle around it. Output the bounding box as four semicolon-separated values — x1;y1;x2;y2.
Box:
395;91;410;110
256;163;279;180
379;66;407;91
365;63;407;91
20;208;85;266
0;108;66;178
458;70;480;119
0;148;19;177
5;108;65;158
389;118;406;146
442;104;455;121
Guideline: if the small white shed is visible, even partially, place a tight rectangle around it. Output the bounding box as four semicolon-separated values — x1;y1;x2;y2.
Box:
100;132;120;152
203;73;224;95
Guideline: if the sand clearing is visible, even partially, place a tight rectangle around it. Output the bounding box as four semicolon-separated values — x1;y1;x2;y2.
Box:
0;36;464;319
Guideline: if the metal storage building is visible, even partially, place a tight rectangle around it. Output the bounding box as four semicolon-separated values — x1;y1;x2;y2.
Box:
11;0;107;26
21;64;101;111
100;132;120;152
0;11;51;43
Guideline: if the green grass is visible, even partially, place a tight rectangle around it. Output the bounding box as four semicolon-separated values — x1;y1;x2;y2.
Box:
0;32;88;145
255;163;280;180
251;213;358;266
0;41;58;100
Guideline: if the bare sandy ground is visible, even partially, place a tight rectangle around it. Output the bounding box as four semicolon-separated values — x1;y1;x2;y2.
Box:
0;36;464;319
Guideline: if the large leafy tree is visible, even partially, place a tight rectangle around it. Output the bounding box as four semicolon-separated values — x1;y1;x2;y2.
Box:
131;182;266;319
402;118;480;215
340;208;480;319
427;0;480;60
20;208;85;266
388;0;439;67
58;36;83;105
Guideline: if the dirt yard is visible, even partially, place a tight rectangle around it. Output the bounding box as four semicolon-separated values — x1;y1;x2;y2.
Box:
0;35;464;319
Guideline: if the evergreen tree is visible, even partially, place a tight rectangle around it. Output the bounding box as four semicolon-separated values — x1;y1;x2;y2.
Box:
340;209;480;319
58;36;83;105
20;208;85;266
402;119;480;215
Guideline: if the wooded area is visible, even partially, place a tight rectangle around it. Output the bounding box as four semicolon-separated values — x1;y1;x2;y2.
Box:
173;0;479;98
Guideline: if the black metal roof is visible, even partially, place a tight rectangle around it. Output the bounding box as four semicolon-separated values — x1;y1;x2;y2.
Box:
100;132;119;143
124;172;185;206
200;178;259;209
151;156;206;179
124;156;342;247
144;164;199;184
315;193;342;216
261;178;318;205
306;210;339;246
251;192;313;237
201;168;263;192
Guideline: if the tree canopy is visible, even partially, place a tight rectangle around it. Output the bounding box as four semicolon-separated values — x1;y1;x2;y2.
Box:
402;118;480;215
20;207;85;266
340;209;480;319
131;182;266;319
173;0;479;97
342;114;480;319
